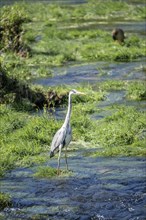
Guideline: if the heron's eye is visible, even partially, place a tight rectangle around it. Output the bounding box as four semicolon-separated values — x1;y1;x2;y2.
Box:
71;89;76;93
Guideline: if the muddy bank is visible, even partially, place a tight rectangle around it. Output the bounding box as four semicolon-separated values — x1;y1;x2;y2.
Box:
0;71;67;109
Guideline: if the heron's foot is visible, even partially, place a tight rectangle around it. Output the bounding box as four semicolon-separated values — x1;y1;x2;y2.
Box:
67;169;73;173
57;169;61;175
63;168;73;174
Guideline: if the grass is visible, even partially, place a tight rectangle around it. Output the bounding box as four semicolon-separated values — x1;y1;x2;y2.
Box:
26;29;145;67
0;85;146;177
1;0;145;80
0;0;145;211
93;105;146;147
23;0;146;22
0;192;12;210
33;166;57;178
126;81;146;100
98;80;146;101
0;64;146;178
33;166;73;178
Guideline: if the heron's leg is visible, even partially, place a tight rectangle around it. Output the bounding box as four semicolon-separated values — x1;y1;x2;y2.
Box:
57;145;62;175
65;146;68;171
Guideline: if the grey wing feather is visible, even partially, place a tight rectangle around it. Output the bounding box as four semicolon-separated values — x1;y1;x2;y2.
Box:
50;126;66;153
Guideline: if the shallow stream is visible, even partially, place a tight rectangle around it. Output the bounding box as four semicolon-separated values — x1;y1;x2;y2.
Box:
1;149;146;220
33;58;146;86
1;56;146;219
0;1;146;219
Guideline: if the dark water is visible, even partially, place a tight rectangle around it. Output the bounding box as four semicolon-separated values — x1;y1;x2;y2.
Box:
67;21;146;38
1;0;145;7
0;0;87;7
33;59;146;86
1;146;146;219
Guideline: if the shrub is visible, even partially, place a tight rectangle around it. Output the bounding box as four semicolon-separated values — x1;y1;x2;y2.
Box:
0;4;30;56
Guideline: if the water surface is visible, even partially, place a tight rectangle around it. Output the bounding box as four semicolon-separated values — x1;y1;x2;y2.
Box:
0;1;146;219
33;59;146;86
1;147;146;219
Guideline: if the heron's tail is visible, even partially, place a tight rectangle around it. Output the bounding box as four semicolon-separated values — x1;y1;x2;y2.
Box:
50;151;54;158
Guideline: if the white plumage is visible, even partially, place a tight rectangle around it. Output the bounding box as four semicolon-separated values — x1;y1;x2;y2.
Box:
50;89;84;174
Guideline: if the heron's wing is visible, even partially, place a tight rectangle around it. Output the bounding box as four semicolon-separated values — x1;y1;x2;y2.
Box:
50;126;66;153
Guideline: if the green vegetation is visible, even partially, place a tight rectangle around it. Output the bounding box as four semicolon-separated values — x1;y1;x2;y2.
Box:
0;0;145;81
0;104;60;177
0;192;12;210
0;0;146;181
34;166;57;178
126;81;146;100
0;86;146;177
99;80;146;100
91;105;146;156
0;4;30;55
34;166;73;178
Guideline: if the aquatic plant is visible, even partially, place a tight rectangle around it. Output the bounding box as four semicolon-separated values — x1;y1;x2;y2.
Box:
33;166;57;178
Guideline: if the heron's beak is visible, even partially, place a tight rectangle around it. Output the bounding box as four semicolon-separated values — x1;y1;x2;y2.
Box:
78;91;85;95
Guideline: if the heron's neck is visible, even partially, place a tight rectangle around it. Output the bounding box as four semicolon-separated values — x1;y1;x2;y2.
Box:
64;93;72;126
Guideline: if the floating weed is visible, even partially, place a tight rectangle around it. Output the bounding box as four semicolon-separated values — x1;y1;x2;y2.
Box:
33;166;57;178
34;166;73;178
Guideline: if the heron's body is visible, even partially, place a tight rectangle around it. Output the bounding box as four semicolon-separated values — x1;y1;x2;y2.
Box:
50;123;72;158
50;89;84;174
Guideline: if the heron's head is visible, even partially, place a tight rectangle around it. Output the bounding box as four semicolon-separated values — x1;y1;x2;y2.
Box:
70;89;85;96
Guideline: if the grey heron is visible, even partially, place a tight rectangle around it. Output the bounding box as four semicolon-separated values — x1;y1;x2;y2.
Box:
112;28;125;44
50;89;85;175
